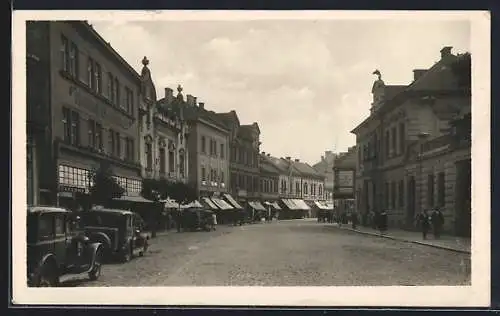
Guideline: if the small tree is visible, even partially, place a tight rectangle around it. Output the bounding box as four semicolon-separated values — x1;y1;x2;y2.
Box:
165;181;198;206
88;161;125;207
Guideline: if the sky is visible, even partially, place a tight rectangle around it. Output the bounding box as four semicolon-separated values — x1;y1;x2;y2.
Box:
90;18;470;165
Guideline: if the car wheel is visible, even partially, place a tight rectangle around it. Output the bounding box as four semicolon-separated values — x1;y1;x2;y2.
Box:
35;264;59;287
88;251;103;281
122;244;132;262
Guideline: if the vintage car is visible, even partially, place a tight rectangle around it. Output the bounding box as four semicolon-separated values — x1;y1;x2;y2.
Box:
27;206;104;287
78;207;149;262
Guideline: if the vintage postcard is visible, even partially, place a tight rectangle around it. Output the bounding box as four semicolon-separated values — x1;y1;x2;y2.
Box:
11;10;490;307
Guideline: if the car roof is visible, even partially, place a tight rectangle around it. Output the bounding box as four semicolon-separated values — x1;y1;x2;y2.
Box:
28;206;71;214
87;207;134;215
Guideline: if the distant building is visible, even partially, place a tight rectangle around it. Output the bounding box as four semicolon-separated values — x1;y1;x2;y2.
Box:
180;97;230;197
26;21;143;208
259;152;280;202
215;111;261;204
312;150;336;201
351;47;471;236
332;147;356;207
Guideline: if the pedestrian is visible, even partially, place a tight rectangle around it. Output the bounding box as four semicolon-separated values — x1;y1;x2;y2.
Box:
351;211;358;230
211;212;217;231
175;209;183;233
379;210;388;234
431;208;444;239
417;209;431;240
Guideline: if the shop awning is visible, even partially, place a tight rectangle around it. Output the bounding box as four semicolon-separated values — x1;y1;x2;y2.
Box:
211;198;234;210
180;200;204;209
160;199;179;209
223;194;243;209
281;199;295;210
113;195;155;204
314;201;332;210
291;199;310;210
248;201;266;211
266;201;282;210
202;197;219;210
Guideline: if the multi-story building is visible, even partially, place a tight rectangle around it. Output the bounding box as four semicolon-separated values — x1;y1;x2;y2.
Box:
351;47;471;235
182;96;230;197
215;110;261;204
259;152;280;201
332;147;356;211
26;21;143;209
139;59;190;183
312;150;336;201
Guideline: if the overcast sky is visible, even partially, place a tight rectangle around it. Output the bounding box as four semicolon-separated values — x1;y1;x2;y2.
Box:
91;18;470;165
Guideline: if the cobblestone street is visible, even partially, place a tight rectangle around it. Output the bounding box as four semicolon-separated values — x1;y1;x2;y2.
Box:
68;219;470;287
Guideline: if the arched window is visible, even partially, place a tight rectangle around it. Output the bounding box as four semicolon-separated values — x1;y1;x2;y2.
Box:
304;182;308;195
319;185;323;197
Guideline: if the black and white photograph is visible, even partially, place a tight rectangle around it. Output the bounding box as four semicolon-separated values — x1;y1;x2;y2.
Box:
12;10;490;307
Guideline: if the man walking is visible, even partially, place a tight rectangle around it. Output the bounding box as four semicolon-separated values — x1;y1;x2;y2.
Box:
417;209;431;240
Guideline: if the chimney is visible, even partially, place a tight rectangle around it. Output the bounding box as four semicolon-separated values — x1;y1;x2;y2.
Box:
285;157;291;160
440;46;453;59
413;69;427;81
164;87;174;103
186;94;195;106
262;151;266;155
198;102;205;109
295;159;300;162
267;154;270;157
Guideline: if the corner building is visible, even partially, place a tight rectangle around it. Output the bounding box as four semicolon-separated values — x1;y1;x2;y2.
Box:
26;21;143;209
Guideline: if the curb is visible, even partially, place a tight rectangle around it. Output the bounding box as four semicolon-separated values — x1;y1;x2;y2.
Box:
330;225;471;254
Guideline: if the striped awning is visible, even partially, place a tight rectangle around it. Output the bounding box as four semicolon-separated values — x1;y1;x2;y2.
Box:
292;199;311;210
269;201;282;210
211;198;234;210
223;194;243;209
202;197;219;210
249;201;266;211
314;201;332;210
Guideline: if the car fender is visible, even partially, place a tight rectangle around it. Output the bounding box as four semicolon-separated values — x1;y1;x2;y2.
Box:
89;232;112;250
29;254;58;285
87;242;104;269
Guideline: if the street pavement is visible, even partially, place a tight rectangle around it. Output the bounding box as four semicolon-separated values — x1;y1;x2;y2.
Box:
65;219;470;287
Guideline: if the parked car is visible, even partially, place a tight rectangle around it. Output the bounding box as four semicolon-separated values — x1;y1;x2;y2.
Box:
78;207;149;262
27;206;104;287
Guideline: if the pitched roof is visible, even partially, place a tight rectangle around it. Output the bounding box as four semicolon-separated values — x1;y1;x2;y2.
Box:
260;157;281;175
290;160;323;178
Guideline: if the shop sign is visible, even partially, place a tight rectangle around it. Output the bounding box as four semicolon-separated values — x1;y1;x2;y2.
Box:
59;185;86;194
336;170;354;187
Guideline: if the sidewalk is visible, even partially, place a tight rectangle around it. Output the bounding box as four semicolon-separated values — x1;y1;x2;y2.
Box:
327;223;471;254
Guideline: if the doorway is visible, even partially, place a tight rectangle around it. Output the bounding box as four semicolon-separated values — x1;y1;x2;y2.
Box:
406;176;416;229
455;159;471;237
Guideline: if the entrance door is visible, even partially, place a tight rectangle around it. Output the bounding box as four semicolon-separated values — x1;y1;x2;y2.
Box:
455;159;471;237
406;176;416;229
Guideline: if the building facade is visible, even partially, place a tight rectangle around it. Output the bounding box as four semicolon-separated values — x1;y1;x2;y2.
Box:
216;111;261;204
139;60;190;183
332;147;356;206
312;150;336;201
183;97;230;197
351;47;471;235
27;21;144;209
259;152;280;201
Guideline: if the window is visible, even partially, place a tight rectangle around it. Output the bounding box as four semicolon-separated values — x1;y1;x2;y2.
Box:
87;57;95;89
391;182;396;209
159;147;166;174
107;72;114;102
220;143;225;159
319;185;323;197
201;166;206;182
58;165;90;190
260;179;264;192
87;119;95;148
296;182;300;195
398;180;404;208
399;123;405;154
109;129;115;155
38;214;54;241
168;148;175;172
310;183;314;196
114;78;120;108
95;62;102;94
213;140;218;157
427;174;435;207
69;43;78;77
95;123;103;150
437;172;445;207
125;87;134;115
145;143;152;170
220;171;224;184
304;183;308;195
115;132;121;157
55;216;65;236
125;137;134;162
62;107;80;146
269;180;273;192
179;153;185;177
385;131;390;157
282;179;287;193
201;136;206;153
391;127;397;154
61;35;69;72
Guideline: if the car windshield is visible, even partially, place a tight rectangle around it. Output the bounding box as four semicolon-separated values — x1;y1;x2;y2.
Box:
80;212;122;227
